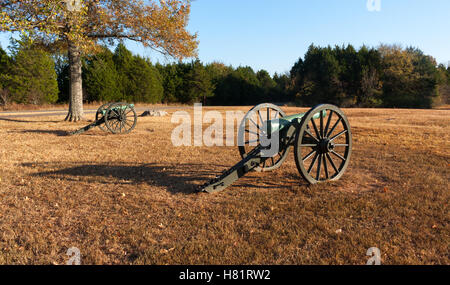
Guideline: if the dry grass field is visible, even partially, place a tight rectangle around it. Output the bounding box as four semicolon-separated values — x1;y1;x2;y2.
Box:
0;106;448;265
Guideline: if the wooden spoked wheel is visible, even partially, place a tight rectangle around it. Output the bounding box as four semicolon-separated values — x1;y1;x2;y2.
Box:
96;102;114;132
238;103;290;172
104;102;138;134
294;104;352;184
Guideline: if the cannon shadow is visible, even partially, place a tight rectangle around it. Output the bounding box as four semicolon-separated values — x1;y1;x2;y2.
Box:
13;129;69;136
24;162;234;194
24;161;307;195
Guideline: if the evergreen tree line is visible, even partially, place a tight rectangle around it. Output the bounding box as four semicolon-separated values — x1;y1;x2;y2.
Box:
291;44;450;108
0;38;58;105
1;40;449;108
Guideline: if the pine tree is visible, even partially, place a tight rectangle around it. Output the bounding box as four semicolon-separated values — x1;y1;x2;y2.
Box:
144;59;164;104
83;47;122;102
0;46;11;106
8;38;58;104
184;60;214;104
113;44;134;102
213;66;263;105
127;56;163;103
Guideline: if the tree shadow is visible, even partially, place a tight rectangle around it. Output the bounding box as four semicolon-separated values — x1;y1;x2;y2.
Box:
23;162;234;195
0;117;61;123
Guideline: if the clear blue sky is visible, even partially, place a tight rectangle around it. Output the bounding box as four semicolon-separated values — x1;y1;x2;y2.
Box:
1;0;449;75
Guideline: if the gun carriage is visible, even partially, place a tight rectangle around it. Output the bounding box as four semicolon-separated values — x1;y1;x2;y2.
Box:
200;103;352;193
69;102;137;135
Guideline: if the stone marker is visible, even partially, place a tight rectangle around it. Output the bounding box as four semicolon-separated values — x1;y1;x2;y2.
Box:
140;109;169;117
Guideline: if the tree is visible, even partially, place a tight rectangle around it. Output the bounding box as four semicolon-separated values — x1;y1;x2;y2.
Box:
273;72;291;102
213;66;263;105
205;62;233;82
256;70;275;89
184;60;214;104
158;63;184;103
127;56;164;103
256;69;277;102
291;44;343;106
379;45;438;108
144;58;165;104
204;62;232;104
356;45;382;106
83;47;121;102
333;44;360;105
437;64;450;105
113;43;134;101
7;37;58;104
1;0;198;121
54;53;70;103
0;45;9;73
0;45;11;106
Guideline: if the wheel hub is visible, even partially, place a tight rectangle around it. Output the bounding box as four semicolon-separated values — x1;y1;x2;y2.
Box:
318;139;334;154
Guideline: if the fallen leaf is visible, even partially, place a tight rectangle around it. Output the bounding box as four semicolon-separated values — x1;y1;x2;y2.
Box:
335;229;343;234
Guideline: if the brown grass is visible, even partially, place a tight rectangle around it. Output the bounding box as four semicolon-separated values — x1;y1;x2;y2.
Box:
0;107;448;264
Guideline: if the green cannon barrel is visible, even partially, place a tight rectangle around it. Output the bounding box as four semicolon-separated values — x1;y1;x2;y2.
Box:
264;110;327;135
101;104;134;115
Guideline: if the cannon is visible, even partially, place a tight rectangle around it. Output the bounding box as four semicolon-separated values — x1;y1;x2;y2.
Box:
199;103;352;193
69;102;137;135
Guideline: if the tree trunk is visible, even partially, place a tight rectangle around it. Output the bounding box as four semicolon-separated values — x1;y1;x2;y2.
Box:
65;41;84;122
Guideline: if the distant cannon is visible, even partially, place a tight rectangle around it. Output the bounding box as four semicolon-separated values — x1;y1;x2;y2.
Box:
69;102;137;136
199;103;352;193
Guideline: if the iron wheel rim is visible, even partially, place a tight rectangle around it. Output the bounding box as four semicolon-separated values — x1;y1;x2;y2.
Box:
238;103;290;172
105;103;137;134
96;102;114;132
294;104;352;184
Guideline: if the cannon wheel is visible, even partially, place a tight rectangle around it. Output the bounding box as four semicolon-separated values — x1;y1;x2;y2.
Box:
96;102;114;132
294;104;352;184
104;102;137;134
238;103;290;172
